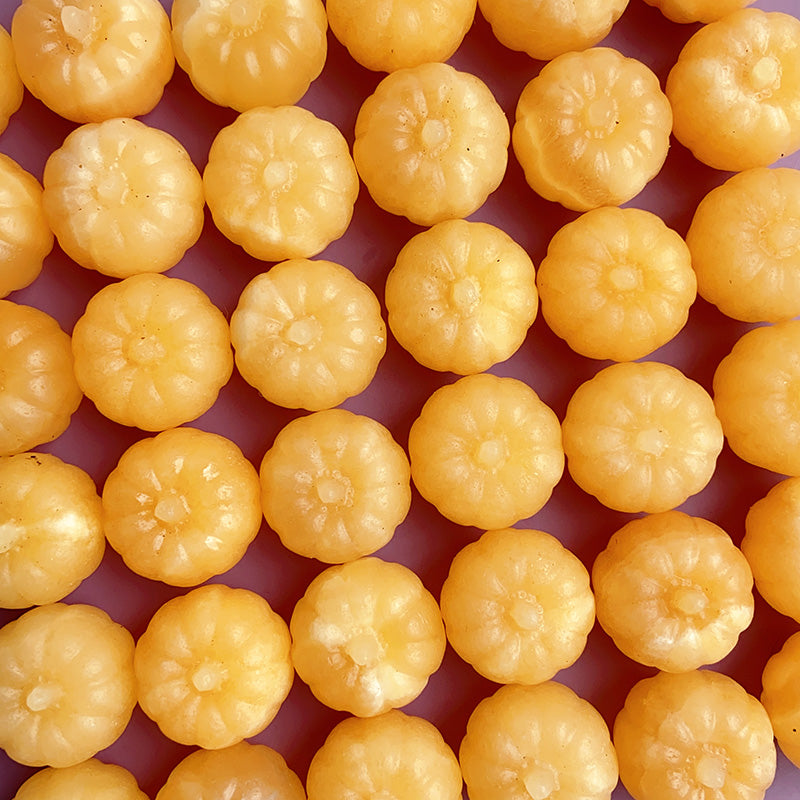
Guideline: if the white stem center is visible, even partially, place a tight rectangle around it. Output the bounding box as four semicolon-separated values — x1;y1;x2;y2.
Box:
477;438;506;468
523;763;558;800
346;631;382;667
285;318;320;347
510;597;543;631
696;753;727;790
230;0;260;27
191;662;225;693
26;683;62;712
671;586;708;616
750;56;780;91
636;428;666;457
61;5;93;46
609;264;639;291
263;160;291;191
452;277;480;313
154;495;190;524
421;119;448;149
317;475;348;505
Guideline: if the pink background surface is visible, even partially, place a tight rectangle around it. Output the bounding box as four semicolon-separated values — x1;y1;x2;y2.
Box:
3;0;800;798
